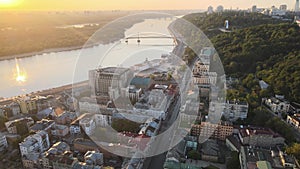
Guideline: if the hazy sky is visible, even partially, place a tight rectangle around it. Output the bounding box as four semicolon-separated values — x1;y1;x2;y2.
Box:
0;0;296;11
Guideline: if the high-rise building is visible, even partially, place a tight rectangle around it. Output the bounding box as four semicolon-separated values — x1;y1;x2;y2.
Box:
207;6;214;14
279;4;287;11
89;67;133;97
251;5;257;12
215;5;224;13
296;0;300;12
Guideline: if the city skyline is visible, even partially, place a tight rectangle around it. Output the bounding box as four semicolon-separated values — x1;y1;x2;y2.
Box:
0;0;297;11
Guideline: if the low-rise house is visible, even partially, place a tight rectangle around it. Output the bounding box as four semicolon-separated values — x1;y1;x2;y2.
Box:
73;162;101;169
290;102;300;114
52;151;78;169
238;127;285;147
30;119;55;133
84;151;104;166
239;146;296;169
200;139;219;162
36;108;54;120
73;138;99;154
70;120;81;135
51;124;69;137
79;97;100;113
40;141;70;169
130;76;152;89
226;135;241;152
54;111;77;125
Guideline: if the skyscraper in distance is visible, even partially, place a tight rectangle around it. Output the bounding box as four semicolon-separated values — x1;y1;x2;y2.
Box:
296;0;299;12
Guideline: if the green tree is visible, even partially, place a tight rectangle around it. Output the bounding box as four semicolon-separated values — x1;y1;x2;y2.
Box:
187;150;201;160
0;116;8;130
286;143;300;161
227;151;240;169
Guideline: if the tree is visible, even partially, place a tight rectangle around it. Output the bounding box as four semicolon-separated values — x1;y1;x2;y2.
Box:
0;116;8;130
286;143;300;161
227;151;240;169
187;150;201;160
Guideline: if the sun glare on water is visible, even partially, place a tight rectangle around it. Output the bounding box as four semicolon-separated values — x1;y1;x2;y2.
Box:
0;0;22;7
14;58;27;83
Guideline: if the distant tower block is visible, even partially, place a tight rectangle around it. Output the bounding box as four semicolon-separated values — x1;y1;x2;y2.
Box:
225;20;229;30
207;6;214;14
296;0;300;12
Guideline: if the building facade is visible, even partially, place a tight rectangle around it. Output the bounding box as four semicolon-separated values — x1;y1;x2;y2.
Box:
287;114;300;130
192;121;233;141
5;117;34;134
238;127;285;147
0;132;8;151
223;100;249;121
89;67;133;97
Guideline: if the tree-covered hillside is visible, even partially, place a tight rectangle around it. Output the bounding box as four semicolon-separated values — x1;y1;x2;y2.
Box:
184;11;300;102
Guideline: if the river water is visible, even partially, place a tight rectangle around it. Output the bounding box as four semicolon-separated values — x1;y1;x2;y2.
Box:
0;17;176;98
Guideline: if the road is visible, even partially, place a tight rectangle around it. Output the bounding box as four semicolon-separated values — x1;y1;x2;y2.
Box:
143;93;182;169
143;21;192;169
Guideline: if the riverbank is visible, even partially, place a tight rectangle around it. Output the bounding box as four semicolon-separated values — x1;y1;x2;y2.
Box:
0;45;94;62
0;80;88;105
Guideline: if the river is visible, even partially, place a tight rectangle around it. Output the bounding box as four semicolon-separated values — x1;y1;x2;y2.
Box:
0;16;176;98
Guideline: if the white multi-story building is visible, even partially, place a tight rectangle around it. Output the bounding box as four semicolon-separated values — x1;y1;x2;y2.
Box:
70;124;81;135
223;100;249;122
94;114;111;127
148;89;169;112
79;114;96;136
193;72;217;86
120;85;142;102
89;67;133;97
19;131;50;156
264;97;290;113
287;114;300;130
19;130;50;168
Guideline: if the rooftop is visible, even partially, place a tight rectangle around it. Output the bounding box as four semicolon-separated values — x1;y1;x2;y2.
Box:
30;119;54;131
94;67;130;75
239;127;281;138
201;139;219;156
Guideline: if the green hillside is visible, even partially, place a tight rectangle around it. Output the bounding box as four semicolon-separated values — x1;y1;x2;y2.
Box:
184;11;300;102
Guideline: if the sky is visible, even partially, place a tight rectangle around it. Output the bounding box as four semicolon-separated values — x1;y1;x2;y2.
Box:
0;0;297;11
